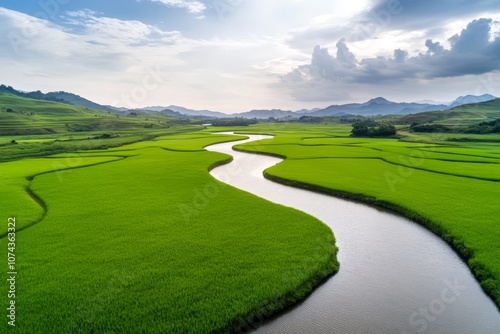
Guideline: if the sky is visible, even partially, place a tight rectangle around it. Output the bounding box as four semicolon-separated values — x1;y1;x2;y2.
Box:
0;0;500;113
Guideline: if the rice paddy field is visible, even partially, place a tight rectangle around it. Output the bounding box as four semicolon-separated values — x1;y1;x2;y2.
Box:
1;117;499;333
235;123;500;308
0;131;337;333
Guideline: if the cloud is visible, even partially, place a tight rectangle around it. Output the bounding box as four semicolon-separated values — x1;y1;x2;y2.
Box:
281;18;500;101
0;7;300;112
146;0;206;14
286;0;500;53
366;0;500;30
63;10;182;46
0;7;191;105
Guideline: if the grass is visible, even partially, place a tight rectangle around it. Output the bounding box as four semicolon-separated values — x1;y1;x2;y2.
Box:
0;132;338;333
235;123;500;308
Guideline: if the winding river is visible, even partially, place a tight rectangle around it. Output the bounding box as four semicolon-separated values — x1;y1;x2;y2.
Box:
206;134;500;334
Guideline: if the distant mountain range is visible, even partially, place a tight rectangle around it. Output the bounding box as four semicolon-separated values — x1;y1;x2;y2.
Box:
0;84;496;119
141;105;227;118
308;94;496;117
140;95;497;119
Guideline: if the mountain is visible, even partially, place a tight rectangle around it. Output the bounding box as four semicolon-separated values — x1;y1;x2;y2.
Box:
310;97;449;117
149;109;185;118
414;99;447;105
294;108;321;114
396;98;500;126
448;94;496;108
143;105;227;118
44;91;116;112
235;109;298;119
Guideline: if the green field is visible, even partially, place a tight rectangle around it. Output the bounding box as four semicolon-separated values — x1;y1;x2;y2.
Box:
0;132;337;333
235;123;500;307
1;92;499;332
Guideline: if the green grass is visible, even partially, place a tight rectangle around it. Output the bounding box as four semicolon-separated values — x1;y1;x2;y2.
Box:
0;132;337;333
235;123;500;308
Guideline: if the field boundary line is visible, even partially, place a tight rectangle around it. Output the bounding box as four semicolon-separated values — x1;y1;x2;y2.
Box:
0;156;128;239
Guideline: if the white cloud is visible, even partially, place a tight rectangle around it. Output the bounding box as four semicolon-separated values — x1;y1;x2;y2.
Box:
146;0;206;14
0;7;301;112
281;18;500;102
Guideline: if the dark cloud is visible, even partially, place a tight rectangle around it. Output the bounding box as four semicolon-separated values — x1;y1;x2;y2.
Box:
281;18;500;100
425;40;444;54
449;18;492;52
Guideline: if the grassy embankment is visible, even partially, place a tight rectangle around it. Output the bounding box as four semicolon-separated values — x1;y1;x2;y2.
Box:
0;131;338;333
234;123;500;308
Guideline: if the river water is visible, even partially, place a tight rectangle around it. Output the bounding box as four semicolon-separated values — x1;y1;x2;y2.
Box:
206;134;500;334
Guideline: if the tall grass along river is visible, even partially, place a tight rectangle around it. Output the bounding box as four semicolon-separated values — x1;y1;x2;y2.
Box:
206;133;500;334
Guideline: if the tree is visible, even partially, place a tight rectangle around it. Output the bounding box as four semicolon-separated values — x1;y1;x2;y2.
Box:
351;120;396;137
351;122;369;136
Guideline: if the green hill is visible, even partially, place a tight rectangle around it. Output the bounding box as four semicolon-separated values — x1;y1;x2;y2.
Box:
396;98;500;126
0;92;179;136
0;93;201;162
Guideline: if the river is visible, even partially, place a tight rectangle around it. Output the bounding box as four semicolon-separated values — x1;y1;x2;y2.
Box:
206;133;500;334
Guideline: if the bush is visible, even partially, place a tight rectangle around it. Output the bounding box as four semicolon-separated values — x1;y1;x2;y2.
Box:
351;120;396;137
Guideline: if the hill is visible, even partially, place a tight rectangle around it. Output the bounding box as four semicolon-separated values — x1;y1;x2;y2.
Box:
0;85;114;112
0;92;177;135
44;91;116;112
396;98;500;126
